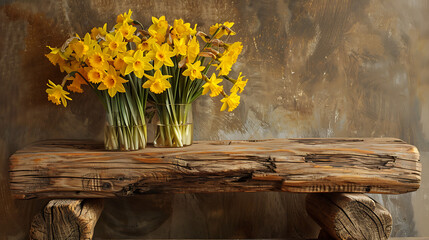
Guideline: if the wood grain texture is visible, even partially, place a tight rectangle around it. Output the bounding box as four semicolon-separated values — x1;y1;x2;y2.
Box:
306;193;392;240
9;138;420;199
30;199;103;240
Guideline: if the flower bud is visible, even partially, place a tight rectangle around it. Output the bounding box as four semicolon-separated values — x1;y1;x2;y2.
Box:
210;39;225;47
204;47;220;56
198;52;216;59
197;31;210;42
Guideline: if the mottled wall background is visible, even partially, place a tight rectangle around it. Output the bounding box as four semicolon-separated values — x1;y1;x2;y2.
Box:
1;0;429;239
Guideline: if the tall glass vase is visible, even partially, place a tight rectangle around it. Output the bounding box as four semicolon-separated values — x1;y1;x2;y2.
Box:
104;92;147;151
104;118;147;151
154;103;193;148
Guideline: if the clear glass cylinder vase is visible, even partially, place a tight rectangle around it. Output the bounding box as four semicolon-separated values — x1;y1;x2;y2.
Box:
154;103;193;148
104;112;147;151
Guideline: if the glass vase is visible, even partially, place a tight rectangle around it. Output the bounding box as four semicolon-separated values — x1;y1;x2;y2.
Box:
104;109;147;151
154;103;193;148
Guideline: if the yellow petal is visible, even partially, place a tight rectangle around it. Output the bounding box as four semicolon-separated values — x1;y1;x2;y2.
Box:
220;102;227;111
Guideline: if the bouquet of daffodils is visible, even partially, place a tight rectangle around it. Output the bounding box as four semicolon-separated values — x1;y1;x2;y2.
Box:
45;10;248;148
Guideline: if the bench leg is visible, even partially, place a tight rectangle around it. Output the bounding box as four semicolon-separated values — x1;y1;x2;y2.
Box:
30;199;104;240
305;193;392;240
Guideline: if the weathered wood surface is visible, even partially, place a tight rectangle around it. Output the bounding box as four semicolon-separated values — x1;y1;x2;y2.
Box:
30;199;103;240
9;138;420;199
306;193;392;240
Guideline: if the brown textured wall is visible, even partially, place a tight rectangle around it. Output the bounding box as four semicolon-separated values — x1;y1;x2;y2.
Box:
1;0;429;239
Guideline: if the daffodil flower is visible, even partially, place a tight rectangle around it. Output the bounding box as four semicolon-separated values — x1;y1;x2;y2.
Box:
70;40;89;59
45;46;68;71
230;72;248;93
220;92;240;112
147;43;175;69
224;42;243;61
66;67;87;93
173;38;188;56
143;70;172;94
104;31;127;57
87;46;109;71
46;80;72;107
118;21;137;41
124;50;153;78
202;73;223;97
91;23;107;40
148;28;166;44
137;37;157;52
115;9;133;29
217;42;243;76
148;16;169;34
171;19;194;40
113;53;128;76
216;55;234;76
187;37;200;63
210;22;236;39
86;67;105;84
98;66;128;97
182;61;205;81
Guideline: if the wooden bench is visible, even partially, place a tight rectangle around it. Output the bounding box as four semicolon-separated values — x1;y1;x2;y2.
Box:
9;138;421;239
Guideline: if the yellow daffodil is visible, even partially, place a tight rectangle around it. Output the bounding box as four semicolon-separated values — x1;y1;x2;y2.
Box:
104;31;127;57
143;70;172;94
84;33;97;48
216;55;234;76
70;40;89;59
124;50;153;78
220;92;240;112
49;44;72;58
113;53;128;76
202;73;223;97
216;42;243;76
187;37;200;63
66;67;88;93
182;61;205;80
46;47;62;65
148;16;169;44
230;72;248;93
149;16;169;33
137;37;157;52
45;46;69;71
87;45;109;70
173;38;188;56
225;42;243;61
210;22;236;39
147;43;175;69
98;66;128;97
115;9;133;28
67;81;84;93
118;21;137;41
86;67;105;83
68;34;93;60
91;23;107;40
171;19;193;39
46;80;72;107
148;28;166;44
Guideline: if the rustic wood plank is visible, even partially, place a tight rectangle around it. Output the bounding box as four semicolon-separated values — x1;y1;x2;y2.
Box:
305;193;392;240
9;138;421;199
30;199;103;240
